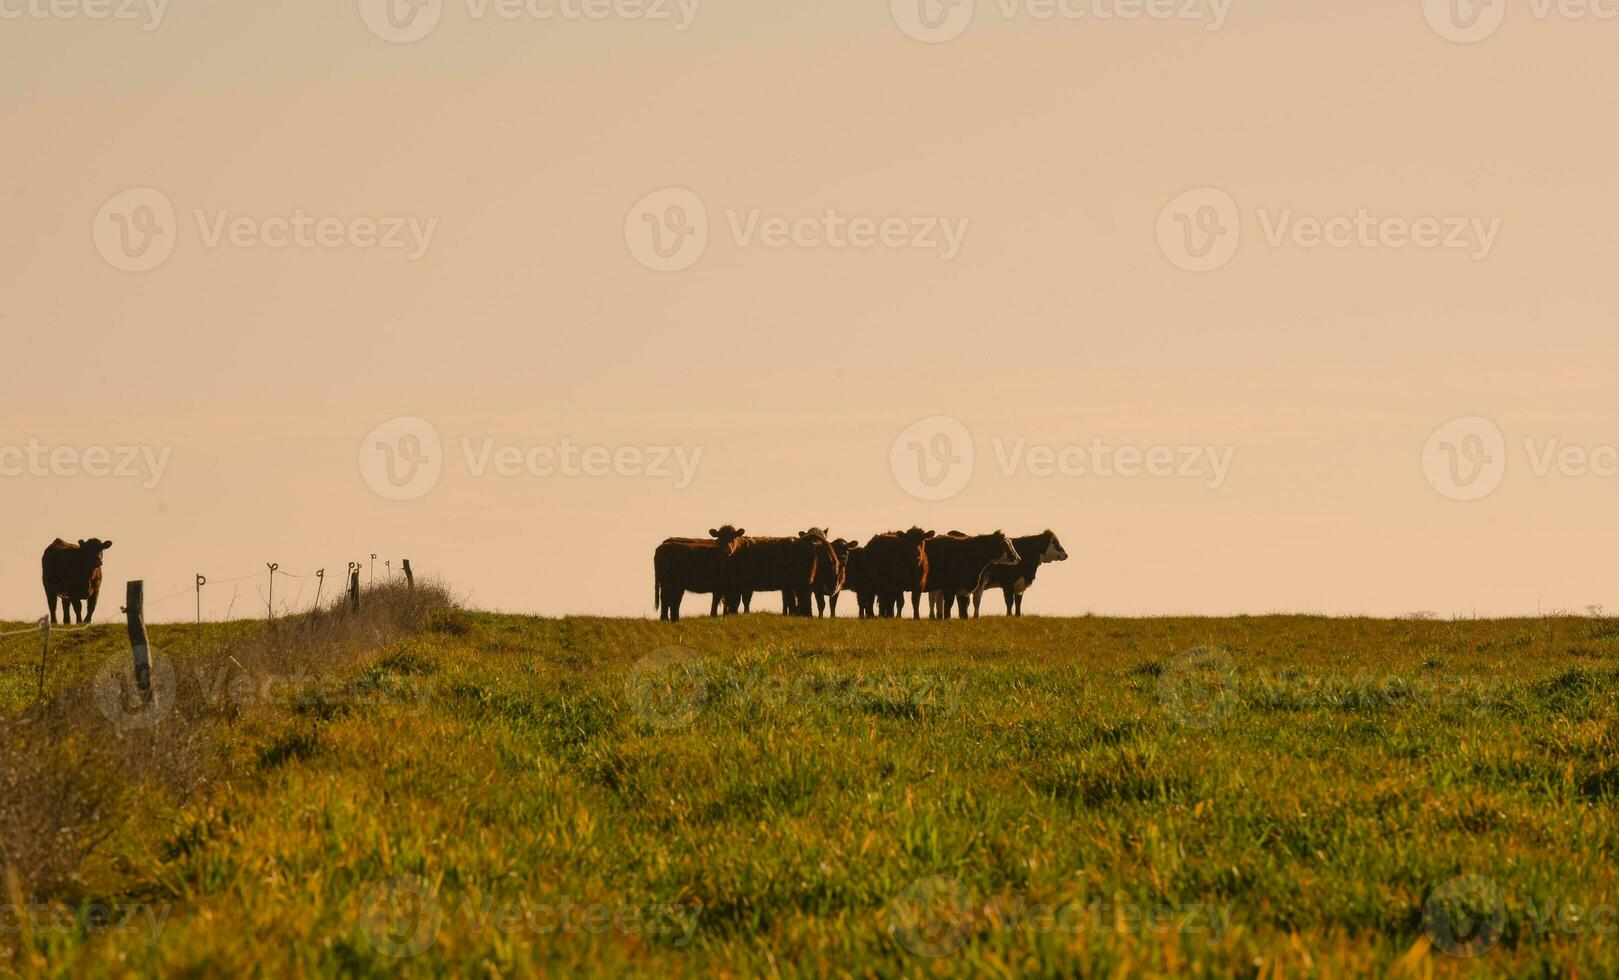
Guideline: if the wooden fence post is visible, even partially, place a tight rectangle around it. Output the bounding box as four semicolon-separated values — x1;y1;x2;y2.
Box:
266;563;279;624
349;564;362;613
370;554;377;586
402;559;414;591
315;569;325;610
195;574;206;627
126;581;151;701
37;617;50;699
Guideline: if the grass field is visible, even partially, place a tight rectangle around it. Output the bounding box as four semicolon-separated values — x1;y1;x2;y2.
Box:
3;606;1618;976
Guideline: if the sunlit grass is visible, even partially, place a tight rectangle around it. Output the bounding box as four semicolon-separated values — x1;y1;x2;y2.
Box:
2;612;1617;976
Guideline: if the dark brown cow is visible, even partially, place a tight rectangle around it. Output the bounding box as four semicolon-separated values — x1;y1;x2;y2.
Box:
861;527;934;618
919;531;1020;620
812;537;856;618
42;538;113;625
722;529;835;617
972;530;1069;617
654;526;745;622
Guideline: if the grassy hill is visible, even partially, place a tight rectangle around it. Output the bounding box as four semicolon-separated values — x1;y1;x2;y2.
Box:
3;607;1618;976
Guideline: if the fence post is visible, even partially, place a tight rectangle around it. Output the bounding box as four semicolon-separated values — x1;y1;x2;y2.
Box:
402;559;414;591
370;554;377;586
315;569;325;610
349;563;362;613
36;617;50;699
195;574;206;627
126;581;151;701
266;563;279;625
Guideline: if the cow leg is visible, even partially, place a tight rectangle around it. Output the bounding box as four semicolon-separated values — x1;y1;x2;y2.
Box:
44;590;56;626
956;594;969;619
1003;587;1016;615
710;594;721;616
972;589;983;618
669;588;685;622
70;598;83;624
1015;594;1024;616
910;591;921;620
829;594;839;618
743;592;753;614
86;592;98;623
938;593;951;620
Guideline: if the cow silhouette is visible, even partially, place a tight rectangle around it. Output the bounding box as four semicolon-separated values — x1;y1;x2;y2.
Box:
42;538;113;625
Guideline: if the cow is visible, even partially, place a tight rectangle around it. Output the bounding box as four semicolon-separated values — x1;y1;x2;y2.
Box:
972;530;1069;617
654;526;745;622
722;529;836;617
812;537;857;618
42;538;113;625
918;531;1020;620
858;527;934;618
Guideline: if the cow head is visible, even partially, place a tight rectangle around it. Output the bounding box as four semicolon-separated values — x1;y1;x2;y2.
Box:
992;531;1021;565
709;526;746;556
77;539;113;566
804;531;841;592
1039;530;1068;563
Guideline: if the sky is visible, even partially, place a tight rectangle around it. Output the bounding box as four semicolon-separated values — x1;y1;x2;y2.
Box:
3;0;1618;621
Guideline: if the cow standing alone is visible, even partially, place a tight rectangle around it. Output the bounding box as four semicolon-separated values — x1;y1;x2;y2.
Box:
42;538;113;625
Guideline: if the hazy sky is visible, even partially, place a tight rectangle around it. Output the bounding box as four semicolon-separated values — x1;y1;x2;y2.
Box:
4;0;1618;621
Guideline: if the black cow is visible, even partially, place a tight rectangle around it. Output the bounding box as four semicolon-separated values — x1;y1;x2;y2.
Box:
42;538;113;625
654;526;744;622
919;532;1020;620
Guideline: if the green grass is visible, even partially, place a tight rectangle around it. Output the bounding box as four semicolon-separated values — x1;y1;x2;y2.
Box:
3;612;1618;976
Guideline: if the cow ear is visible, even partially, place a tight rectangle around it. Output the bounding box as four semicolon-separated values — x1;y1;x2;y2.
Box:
925;531;936;539
736;528;746;537
78;539;86;547
709;528;719;537
102;541;113;550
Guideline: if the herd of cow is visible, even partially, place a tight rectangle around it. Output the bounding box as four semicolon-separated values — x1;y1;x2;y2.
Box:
653;527;1068;622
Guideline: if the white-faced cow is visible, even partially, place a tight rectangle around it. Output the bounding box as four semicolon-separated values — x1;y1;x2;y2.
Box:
42;538;113;625
972;530;1068;617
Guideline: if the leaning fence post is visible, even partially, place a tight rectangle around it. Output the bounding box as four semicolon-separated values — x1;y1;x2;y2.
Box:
36;617;50;699
126;581;151;701
315;569;325;609
349;563;362;613
402;559;414;591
